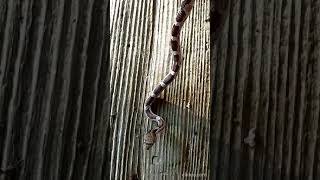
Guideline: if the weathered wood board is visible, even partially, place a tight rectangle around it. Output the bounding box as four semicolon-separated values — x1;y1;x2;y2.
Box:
0;0;108;179
110;0;210;179
210;0;320;179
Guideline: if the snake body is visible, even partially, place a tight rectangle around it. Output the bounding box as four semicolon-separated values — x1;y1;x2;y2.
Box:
144;0;194;150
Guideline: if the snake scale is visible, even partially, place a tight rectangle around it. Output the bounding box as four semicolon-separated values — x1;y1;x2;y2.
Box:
144;0;194;150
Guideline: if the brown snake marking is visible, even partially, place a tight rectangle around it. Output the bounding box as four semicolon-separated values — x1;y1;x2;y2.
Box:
144;0;194;150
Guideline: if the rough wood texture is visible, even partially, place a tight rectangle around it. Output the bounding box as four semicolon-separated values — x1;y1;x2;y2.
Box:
0;0;109;179
210;0;320;180
110;0;210;179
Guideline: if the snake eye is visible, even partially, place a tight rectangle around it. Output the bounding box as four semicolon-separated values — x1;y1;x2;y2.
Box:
145;143;154;150
144;130;157;150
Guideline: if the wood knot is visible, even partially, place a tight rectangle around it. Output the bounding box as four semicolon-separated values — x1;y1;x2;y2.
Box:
144;129;157;150
244;128;256;147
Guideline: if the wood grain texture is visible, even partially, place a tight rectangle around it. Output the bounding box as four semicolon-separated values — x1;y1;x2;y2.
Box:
3;0;320;179
210;0;320;180
109;0;210;179
0;0;109;179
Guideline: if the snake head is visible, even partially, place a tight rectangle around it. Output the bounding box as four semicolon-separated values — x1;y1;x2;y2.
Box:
144;129;157;150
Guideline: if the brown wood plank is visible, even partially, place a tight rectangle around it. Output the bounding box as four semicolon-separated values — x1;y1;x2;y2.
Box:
0;0;108;179
210;0;320;180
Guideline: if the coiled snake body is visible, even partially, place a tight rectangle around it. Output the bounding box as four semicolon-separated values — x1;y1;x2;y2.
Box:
144;0;194;150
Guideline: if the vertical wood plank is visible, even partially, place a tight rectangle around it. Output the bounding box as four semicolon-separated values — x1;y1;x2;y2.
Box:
109;0;210;179
210;0;320;180
0;0;109;179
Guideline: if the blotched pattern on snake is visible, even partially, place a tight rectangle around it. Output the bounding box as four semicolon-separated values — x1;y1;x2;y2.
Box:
144;0;194;150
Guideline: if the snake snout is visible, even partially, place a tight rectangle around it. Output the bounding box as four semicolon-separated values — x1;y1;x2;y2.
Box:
144;129;157;150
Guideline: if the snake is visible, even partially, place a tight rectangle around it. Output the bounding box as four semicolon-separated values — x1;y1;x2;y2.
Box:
144;0;194;150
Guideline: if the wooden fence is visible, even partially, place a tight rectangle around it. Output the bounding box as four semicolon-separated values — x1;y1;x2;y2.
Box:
1;0;320;179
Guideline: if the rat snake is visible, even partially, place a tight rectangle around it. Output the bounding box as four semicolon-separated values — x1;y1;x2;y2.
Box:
144;0;195;150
